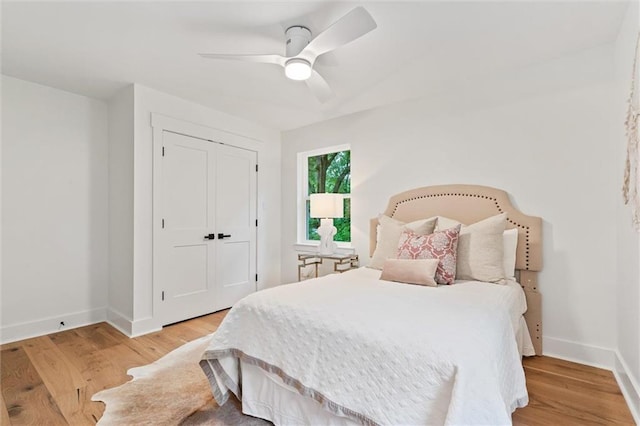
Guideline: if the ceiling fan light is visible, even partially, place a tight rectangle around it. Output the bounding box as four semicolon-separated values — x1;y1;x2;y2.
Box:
285;59;311;81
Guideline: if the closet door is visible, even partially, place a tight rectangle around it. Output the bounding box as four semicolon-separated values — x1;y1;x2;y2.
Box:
157;131;256;325
214;144;257;310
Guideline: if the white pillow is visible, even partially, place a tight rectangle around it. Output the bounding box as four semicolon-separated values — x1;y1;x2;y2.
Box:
437;215;517;281
369;215;437;270
456;233;505;283
503;228;518;281
435;214;507;283
435;216;461;231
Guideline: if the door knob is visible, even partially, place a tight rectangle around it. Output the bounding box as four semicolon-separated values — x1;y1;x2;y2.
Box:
218;233;231;239
204;234;215;240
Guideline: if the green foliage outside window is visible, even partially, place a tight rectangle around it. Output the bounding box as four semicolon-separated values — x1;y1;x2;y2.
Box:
307;150;351;242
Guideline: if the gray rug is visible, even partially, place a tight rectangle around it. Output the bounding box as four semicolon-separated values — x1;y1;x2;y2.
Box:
92;335;270;425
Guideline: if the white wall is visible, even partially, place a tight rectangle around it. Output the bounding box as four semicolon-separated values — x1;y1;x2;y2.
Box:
282;48;618;362
614;1;640;421
124;84;282;335
107;86;135;327
1;76;109;343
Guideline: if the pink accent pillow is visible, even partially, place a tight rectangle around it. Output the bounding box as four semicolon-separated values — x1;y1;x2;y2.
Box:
380;258;439;287
397;225;461;284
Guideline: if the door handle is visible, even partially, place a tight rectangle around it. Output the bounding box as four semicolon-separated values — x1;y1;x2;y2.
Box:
204;234;215;240
218;233;231;239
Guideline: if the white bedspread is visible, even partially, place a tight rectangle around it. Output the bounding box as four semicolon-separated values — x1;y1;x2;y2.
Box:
201;268;528;425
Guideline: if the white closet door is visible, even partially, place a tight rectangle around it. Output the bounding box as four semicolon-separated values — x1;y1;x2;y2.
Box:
158;131;217;325
157;131;256;325
214;144;257;311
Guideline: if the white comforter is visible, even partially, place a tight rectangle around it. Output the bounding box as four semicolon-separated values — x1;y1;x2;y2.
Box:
201;268;528;425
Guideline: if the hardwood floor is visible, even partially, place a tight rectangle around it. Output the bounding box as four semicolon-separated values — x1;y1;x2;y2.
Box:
1;311;635;425
514;357;635;425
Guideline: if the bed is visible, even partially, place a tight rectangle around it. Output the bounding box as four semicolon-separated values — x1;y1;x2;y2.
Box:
200;184;543;425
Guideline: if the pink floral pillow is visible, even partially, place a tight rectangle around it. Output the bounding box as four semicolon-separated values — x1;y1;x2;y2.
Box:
397;225;461;284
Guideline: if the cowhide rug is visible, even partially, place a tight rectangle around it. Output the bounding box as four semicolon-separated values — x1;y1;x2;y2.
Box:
91;335;270;425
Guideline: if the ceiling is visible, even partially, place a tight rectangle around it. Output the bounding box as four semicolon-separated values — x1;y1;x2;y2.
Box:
2;1;628;131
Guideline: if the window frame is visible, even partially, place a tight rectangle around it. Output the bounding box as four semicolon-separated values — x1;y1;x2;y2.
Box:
296;144;351;247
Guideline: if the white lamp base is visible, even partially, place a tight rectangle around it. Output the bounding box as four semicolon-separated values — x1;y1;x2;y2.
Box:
316;218;337;255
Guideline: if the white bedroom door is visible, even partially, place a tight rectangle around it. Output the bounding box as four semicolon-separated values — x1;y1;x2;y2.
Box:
214;144;257;310
157;131;257;325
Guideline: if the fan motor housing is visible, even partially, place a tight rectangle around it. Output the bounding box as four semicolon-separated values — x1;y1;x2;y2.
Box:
285;26;311;57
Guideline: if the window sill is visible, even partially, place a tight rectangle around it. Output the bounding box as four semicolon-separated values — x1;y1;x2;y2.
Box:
294;242;355;255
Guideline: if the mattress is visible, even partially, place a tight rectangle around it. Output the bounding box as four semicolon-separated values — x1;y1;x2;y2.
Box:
201;267;530;425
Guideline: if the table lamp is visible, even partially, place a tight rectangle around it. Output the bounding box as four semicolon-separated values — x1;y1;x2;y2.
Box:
310;193;344;255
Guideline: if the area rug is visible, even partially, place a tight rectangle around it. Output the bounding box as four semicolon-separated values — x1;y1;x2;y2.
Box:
91;335;270;425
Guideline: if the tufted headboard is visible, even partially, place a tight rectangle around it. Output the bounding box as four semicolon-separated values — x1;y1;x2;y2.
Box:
369;184;543;355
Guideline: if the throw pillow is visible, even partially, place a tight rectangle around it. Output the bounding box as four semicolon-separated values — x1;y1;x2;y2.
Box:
380;258;440;287
369;215;437;270
396;225;461;284
503;228;518;281
456;213;507;283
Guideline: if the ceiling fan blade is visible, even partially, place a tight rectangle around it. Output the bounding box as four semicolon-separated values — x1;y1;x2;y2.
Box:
301;7;377;63
305;69;334;103
199;53;286;67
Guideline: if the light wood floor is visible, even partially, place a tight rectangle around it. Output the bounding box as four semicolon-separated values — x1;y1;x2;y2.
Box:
1;311;635;425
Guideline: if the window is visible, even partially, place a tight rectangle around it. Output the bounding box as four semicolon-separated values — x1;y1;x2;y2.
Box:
298;145;351;245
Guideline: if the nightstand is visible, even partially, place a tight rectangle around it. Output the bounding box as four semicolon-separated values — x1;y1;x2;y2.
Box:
297;252;359;281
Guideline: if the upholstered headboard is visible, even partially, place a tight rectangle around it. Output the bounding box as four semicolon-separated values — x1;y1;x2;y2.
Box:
369;184;543;355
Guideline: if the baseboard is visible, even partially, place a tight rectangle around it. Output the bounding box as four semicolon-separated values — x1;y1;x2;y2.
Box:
106;308;133;337
106;309;161;338
542;336;615;369
614;351;640;424
131;316;161;337
0;307;107;344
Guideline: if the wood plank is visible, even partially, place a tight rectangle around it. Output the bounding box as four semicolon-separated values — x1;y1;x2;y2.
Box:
515;356;634;425
179;319;215;336
133;330;188;358
50;329;125;389
513;399;607;426
21;337;86;394
0;336;43;352
49;329;122;422
524;356;615;381
186;311;227;334
1;347;67;425
80;322;160;365
73;323;122;350
516;366;634;425
89;322;130;344
100;343;159;381
524;362;623;396
0;392;11;426
162;321;208;344
21;336;94;425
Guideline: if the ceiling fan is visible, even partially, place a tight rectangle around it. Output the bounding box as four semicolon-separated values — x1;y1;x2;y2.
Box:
199;7;377;103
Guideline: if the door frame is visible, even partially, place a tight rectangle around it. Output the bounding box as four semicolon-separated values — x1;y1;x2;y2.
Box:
151;113;260;326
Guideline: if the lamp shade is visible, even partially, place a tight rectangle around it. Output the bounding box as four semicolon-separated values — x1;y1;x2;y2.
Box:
310;193;344;219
